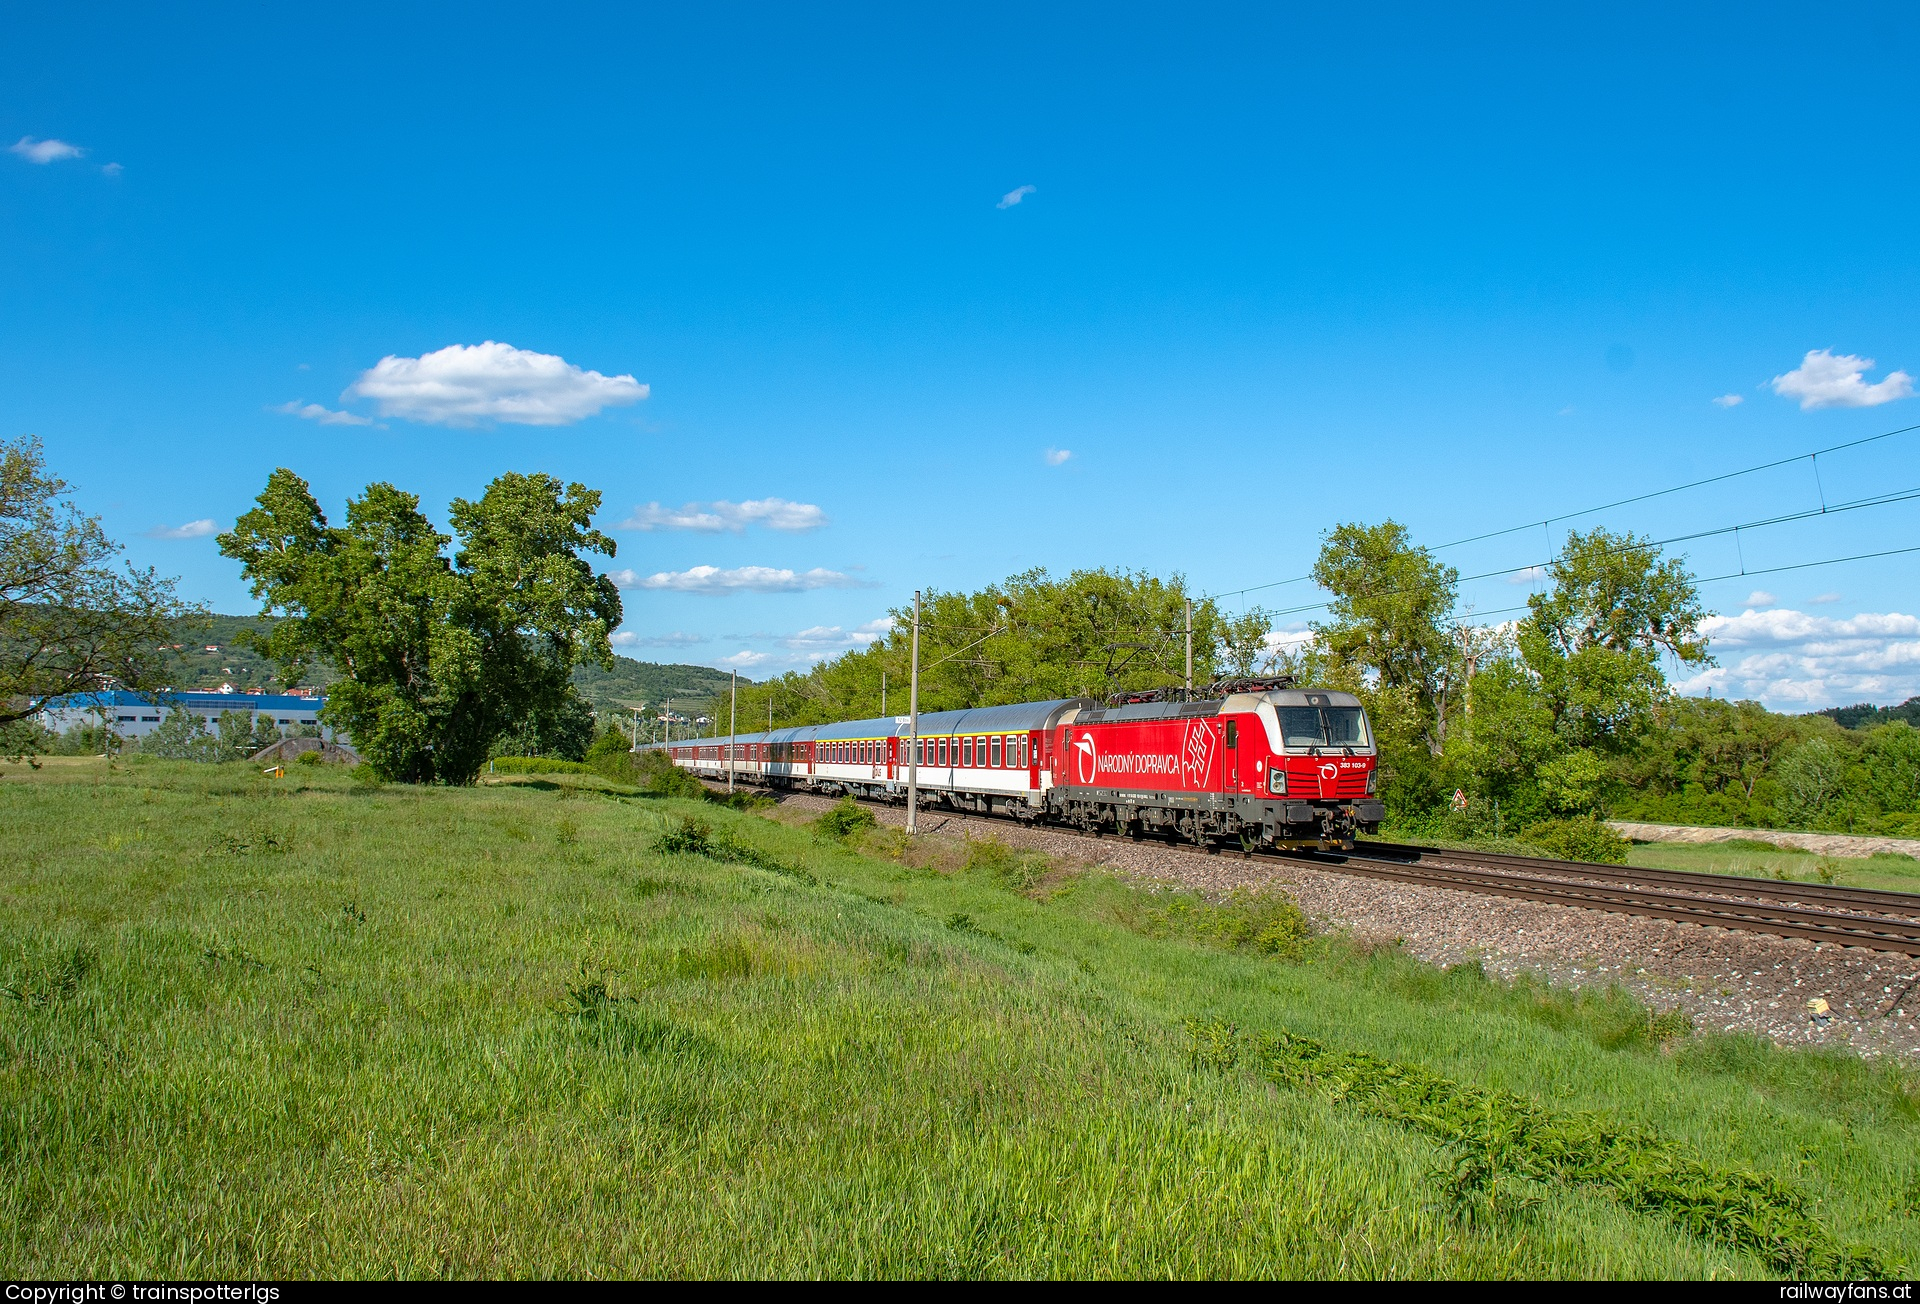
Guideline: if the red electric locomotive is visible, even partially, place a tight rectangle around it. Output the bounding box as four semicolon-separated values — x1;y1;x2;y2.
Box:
653;676;1383;852
1043;678;1383;850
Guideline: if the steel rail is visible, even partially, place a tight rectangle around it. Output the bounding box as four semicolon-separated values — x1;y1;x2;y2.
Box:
1306;851;1920;956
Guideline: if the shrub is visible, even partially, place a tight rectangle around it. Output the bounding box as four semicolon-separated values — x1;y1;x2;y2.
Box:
1522;816;1629;864
635;749;709;799
964;836;1051;892
653;815;811;881
813;796;876;842
1127;887;1312;959
585;727;639;784
295;750;321;767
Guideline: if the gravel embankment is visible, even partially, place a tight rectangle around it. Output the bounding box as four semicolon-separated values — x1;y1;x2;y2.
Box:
1610;819;1920;860
760;788;1920;1058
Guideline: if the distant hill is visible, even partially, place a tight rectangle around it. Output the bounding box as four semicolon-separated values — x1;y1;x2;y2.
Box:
162;613;335;693
167;614;741;716
571;658;740;717
1818;697;1920;730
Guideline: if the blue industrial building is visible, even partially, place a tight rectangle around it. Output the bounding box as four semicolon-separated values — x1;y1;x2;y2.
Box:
35;690;333;741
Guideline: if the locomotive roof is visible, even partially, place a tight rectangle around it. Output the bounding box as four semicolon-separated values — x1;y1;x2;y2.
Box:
1072;699;1223;725
1071;687;1362;725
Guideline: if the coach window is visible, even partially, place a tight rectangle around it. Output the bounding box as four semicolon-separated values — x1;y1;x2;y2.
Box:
990;736;1002;767
958;737;969;766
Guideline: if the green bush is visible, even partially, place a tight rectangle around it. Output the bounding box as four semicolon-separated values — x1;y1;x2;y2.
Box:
1522;816;1630;864
813;796;876;842
295;749;321;767
964;836;1051;892
1126;887;1312;959
634;749;710;798
653;815;810;881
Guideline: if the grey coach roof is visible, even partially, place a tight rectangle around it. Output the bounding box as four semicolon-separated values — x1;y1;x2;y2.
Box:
645;698;1093;749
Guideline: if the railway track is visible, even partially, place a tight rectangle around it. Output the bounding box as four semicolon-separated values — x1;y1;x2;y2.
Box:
1316;842;1920;957
751;783;1920;957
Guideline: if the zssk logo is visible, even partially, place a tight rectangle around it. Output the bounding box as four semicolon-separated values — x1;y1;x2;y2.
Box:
1181;722;1215;787
1319;762;1340;783
1074;734;1098;785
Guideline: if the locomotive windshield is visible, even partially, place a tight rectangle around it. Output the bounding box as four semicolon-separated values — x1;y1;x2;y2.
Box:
1276;705;1371;750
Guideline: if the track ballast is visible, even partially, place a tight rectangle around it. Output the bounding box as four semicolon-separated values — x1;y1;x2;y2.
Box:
755;783;1920;957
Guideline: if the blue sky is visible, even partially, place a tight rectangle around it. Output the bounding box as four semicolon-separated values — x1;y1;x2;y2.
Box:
6;2;1918;708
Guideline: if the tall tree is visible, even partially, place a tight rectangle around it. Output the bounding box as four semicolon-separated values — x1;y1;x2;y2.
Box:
1311;520;1460;754
1219;606;1276;678
1517;528;1711;754
725;567;1228;730
1526;527;1711;664
0;435;198;728
219;468;620;783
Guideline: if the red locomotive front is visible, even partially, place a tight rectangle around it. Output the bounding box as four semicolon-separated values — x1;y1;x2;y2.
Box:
1045;684;1383;850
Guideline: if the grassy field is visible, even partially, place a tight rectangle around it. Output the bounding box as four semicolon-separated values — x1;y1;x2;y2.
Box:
1625;840;1920;895
4;758;1919;1278
1382;818;1920;895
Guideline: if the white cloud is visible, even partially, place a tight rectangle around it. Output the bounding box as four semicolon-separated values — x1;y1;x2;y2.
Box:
1557;405;1575;416
610;630;710;649
998;184;1037;209
1675;608;1920;708
718;650;777;668
1044;448;1071;466
1810;592;1842;605
146;519;217;540
1743;590;1777;608
1262;625;1316;657
345;341;647;427
272;400;374;427
10;136;84;164
1713;393;1743;408
778;618;894;652
1507;565;1547;585
1770;349;1914;410
620;498;827;532
100;162;122;177
607;565;869;594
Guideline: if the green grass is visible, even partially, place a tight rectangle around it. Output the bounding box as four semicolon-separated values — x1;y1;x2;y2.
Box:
1625;840;1920;894
3;758;1919;1278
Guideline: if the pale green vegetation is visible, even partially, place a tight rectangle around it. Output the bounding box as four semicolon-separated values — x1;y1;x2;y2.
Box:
4;757;1919;1277
1624;839;1920;895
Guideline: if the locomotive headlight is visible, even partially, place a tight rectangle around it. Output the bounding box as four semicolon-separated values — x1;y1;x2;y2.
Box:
1365;770;1377;794
1267;770;1287;795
